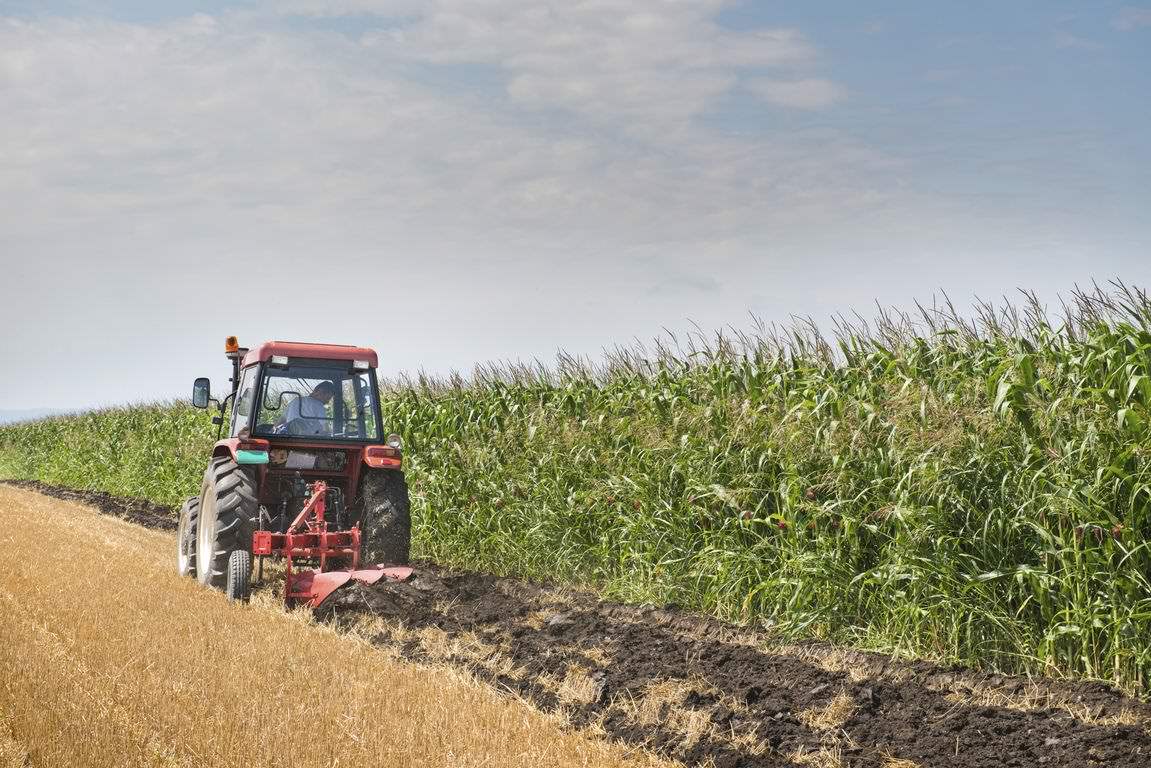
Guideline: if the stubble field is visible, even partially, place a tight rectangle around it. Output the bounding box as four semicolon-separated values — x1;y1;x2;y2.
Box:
0;485;669;768
5;482;1150;768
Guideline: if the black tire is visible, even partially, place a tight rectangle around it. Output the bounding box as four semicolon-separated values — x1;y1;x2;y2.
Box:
176;495;199;578
196;456;259;591
360;469;411;566
226;549;252;602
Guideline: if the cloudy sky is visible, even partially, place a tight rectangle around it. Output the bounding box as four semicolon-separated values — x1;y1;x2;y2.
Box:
1;0;1149;411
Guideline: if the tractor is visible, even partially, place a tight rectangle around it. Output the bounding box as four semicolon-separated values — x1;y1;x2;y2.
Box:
177;337;412;605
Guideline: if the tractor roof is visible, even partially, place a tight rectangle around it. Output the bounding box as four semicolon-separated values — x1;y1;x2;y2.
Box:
242;341;378;368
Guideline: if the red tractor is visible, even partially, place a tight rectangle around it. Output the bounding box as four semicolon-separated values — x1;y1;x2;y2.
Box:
178;337;412;605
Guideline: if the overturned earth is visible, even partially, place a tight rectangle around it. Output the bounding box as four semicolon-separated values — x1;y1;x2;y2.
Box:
319;565;1151;768
13;480;1151;768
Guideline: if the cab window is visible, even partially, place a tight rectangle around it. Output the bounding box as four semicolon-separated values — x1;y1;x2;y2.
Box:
253;361;380;441
230;366;258;437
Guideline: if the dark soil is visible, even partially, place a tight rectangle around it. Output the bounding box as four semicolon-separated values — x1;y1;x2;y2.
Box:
3;479;178;531
10;481;1150;767
321;566;1151;768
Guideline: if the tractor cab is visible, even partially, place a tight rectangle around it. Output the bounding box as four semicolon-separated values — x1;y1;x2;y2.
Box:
230;341;383;442
182;337;411;606
195;338;385;441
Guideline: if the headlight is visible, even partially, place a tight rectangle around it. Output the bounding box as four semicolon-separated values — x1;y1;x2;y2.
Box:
386;433;403;450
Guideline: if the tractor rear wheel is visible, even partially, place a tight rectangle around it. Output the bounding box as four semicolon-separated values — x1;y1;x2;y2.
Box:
196;456;259;592
360;469;411;566
226;549;252;602
176;495;199;578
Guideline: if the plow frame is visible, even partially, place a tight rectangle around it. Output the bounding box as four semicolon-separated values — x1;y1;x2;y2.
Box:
251;480;410;607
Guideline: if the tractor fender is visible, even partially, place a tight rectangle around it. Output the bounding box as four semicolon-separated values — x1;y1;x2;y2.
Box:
362;444;402;470
212;437;270;466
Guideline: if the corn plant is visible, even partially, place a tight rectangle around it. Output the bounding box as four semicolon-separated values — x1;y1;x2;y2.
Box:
3;282;1151;692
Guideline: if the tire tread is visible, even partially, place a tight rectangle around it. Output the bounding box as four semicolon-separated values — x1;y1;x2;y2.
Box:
197;456;259;591
360;469;412;566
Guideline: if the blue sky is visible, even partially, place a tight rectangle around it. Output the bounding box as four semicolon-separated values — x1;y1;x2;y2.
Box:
1;1;1149;409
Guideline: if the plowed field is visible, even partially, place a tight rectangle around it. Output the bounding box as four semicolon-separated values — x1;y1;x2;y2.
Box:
7;481;1151;768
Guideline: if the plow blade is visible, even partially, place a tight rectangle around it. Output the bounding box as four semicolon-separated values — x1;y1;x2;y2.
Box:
288;566;414;608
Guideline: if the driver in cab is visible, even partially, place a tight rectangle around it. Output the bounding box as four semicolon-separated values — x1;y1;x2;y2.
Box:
278;381;336;436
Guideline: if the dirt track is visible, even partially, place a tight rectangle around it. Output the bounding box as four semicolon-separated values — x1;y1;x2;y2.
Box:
13;480;1151;768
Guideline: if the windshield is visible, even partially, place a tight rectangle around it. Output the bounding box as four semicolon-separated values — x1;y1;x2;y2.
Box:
253;361;380;441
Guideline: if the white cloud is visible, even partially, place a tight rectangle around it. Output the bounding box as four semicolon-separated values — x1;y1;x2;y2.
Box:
0;9;897;401
275;0;830;130
1114;6;1151;30
744;77;846;110
251;1;851;133
0;10;875;255
1053;30;1103;50
5;5;1132;411
274;0;424;15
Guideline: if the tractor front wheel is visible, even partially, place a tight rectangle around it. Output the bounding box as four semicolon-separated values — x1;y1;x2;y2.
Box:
360;469;411;566
176;495;199;578
196;456;259;594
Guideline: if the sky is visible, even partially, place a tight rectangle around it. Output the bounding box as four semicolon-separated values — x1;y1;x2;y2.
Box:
1;0;1149;411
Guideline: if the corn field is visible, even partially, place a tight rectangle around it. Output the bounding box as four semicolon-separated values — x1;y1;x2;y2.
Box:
3;283;1151;692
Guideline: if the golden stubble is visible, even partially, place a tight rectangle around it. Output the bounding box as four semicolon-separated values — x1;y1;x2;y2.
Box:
797;692;856;731
788;744;845;768
613;677;729;751
879;755;925;768
782;642;1151;734
0;706;28;768
938;678;1151;730
0;487;673;768
557;665;605;707
777;644;889;684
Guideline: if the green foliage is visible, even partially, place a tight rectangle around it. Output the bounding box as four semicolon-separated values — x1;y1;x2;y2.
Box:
0;403;212;507
4;283;1151;692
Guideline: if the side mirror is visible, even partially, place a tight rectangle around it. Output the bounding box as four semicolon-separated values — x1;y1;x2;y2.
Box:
192;377;211;409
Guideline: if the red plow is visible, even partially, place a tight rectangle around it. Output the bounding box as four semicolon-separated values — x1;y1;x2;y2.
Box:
252;480;412;607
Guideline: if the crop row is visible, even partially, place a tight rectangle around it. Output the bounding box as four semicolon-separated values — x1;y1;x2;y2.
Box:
3;283;1150;692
